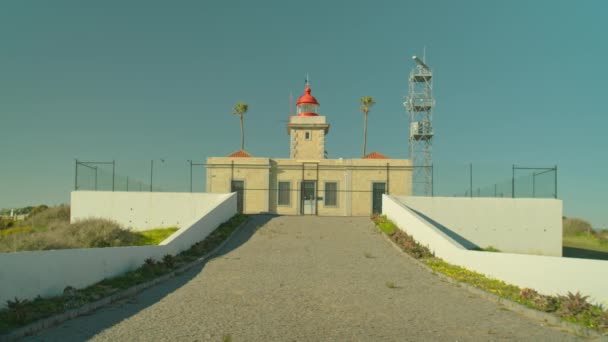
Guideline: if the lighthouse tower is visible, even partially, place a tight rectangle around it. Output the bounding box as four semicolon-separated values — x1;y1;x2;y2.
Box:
287;83;330;159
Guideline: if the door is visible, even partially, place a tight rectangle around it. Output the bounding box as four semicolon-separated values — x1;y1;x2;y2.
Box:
231;180;244;213
372;182;386;214
300;181;316;215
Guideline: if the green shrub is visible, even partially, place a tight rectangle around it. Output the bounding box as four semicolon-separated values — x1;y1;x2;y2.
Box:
371;214;396;234
0;214;181;252
0;218;16;230
597;229;608;242
563;217;593;236
163;254;176;268
6;298;29;324
26;205;50;219
372;215;433;259
23;205;69;228
0;218;140;252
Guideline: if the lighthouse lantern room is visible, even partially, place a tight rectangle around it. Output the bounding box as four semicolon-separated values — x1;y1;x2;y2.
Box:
287;83;330;159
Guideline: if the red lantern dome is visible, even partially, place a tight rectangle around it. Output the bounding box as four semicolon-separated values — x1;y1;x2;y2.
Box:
295;86;320;116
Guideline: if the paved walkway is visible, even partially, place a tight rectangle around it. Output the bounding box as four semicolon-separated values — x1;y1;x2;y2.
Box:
26;216;586;341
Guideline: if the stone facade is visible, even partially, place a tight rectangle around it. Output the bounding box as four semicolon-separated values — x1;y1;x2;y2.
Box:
287;116;329;159
206;156;412;216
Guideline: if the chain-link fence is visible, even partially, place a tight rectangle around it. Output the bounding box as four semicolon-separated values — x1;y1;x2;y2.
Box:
428;163;557;198
75;159;207;193
74;160;557;199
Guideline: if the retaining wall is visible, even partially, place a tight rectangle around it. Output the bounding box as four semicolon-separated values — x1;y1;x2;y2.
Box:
383;195;608;306
0;192;236;308
71;191;230;231
395;196;562;256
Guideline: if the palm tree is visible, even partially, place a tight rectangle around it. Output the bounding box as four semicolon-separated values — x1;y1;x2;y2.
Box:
359;96;376;157
232;102;249;151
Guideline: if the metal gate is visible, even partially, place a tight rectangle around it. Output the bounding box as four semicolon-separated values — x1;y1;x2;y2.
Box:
301;181;316;215
231;180;244;213
372;182;386;214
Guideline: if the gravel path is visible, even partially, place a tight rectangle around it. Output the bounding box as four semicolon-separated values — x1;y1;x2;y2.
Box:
25;215;587;341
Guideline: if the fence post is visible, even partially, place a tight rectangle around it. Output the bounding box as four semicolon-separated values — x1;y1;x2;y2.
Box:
150;160;153;192
469;163;473;198
532;171;536;198
74;159;78;190
512;164;515;198
555;165;558;199
112;160;115;192
431;164;434;197
189;160;193;193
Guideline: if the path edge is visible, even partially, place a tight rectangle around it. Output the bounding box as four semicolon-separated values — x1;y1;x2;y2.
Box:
376;226;606;340
2;217;252;342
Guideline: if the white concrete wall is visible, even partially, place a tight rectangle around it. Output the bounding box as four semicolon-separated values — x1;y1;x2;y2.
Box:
71;191;229;231
383;195;608;306
0;192;236;308
396;196;562;256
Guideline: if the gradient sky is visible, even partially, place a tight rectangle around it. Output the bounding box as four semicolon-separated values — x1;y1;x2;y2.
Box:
1;1;607;228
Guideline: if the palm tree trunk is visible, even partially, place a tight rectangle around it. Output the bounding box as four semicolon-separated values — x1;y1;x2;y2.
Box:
240;115;244;150
363;111;368;157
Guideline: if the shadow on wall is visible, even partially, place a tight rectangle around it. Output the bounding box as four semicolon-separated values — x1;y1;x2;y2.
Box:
563;247;608;261
34;214;274;340
407;207;479;250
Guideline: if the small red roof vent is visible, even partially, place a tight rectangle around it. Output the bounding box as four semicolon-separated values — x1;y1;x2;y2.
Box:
363;152;389;159
227;150;253;158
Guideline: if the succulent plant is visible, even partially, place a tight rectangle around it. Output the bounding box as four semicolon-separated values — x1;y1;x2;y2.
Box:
519;288;539;300
558;291;591;317
533;295;559;312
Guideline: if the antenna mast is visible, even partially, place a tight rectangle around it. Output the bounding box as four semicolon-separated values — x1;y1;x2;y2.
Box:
405;52;435;196
289;91;293;117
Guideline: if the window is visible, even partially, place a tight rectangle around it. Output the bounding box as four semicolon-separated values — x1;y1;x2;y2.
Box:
305;132;311;140
325;182;337;206
278;181;290;206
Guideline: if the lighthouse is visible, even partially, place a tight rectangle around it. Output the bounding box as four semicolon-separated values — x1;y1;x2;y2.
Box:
207;78;411;216
287;83;330;159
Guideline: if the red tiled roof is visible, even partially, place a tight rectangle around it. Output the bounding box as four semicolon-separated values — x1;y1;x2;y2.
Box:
363;152;389;159
227;150;253;158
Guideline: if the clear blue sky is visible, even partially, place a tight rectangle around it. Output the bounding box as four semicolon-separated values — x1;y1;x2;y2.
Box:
1;1;607;228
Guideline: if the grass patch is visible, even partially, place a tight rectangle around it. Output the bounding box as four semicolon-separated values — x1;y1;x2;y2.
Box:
0;214;248;335
562;217;608;260
385;281;397;289
134;227;179;246
373;215;396;235
372;215;608;333
0;226;34;238
563;234;608;253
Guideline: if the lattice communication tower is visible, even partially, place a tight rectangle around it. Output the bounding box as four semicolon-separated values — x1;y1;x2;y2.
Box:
405;55;434;196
